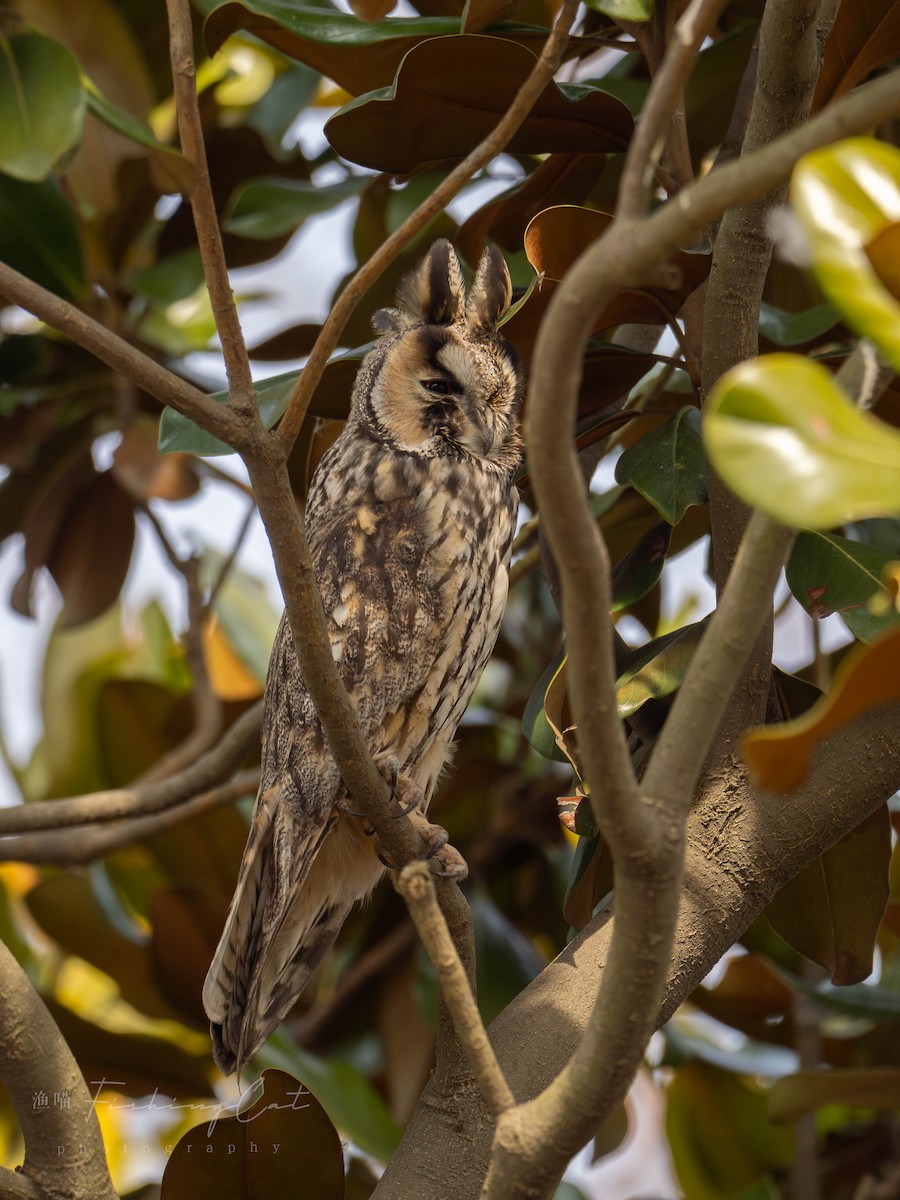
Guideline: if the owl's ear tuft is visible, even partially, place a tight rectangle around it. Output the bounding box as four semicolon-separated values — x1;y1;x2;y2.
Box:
394;239;466;327
465;245;512;336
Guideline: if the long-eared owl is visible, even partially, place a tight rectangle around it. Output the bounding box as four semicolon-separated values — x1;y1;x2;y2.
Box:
203;240;523;1075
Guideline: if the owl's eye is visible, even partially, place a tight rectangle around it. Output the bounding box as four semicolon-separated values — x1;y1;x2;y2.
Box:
421;379;453;396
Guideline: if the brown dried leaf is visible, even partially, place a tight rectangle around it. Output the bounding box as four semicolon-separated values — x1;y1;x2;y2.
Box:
325;37;632;174
47;471;136;627
813;0;900;110
112;421;199;502
349;0;397;17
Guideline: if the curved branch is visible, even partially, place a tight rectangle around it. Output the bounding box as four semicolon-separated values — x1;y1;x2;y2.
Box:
0;939;117;1200
617;0;730;220
166;0;255;415
0;700;261;835
375;702;900;1199
0;262;239;445
0;769;259;865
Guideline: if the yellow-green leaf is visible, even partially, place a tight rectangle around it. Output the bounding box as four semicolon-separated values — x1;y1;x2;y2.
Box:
704;353;900;527
791;137;900;371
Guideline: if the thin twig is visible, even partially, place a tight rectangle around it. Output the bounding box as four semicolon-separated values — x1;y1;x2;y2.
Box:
397;863;515;1119
136;504;223;783
275;0;581;452
0;699;262;835
165;0;255;417
0;769;259;865
204;500;258;615
617;0;730;220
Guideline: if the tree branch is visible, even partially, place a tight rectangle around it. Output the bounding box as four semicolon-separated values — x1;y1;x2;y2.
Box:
165;0;255;416
617;0;730;220
0;699;261;835
274;0;580;451
0;262;240;445
374;702;900;1198
0;769;259;866
0;939;117;1200
397;863;514;1119
701;0;839;588
134;504;223;784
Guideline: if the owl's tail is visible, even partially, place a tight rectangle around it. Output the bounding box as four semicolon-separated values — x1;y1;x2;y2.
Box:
202;782;350;1076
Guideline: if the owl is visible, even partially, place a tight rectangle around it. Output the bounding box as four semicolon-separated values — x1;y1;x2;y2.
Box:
202;239;523;1076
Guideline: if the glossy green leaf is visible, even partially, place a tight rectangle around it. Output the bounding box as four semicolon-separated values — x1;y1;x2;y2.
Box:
84;84;193;193
0;34;85;182
611;518;670;613
791;138;900;371
616;620;707;718
326;37;632;175
845;516;900;554
704;354;900;528
245;61;320;156
159;351;365;456
522;644;569;763
665;1023;797;1079
223;175;366;238
786;530;900;642
0;174;85;299
614;407;706;525
260;1039;401;1163
773;963;900;1021
758;301;840;347
161;1069;344;1199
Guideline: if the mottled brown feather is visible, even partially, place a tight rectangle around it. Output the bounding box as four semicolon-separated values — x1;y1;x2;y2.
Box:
203;241;523;1075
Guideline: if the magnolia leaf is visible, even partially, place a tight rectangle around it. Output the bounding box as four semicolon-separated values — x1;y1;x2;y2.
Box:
161;1069;344;1199
0;174;85;299
611;518;671;613
769;1068;900;1124
325;38;632;174
743;626;900;791
791;138;900;371
0;33;85;181
704;354;900;528
84;84;193;192
204;2;582;96
223;175;366;239
786;530;900;642
757;301;840;347
159;352;364;456
522;645;569;763
615;408;706;525
765;805;891;985
616;619;708;718
813;3;900;109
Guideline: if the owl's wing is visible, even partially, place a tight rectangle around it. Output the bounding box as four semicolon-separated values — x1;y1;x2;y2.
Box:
202;764;346;1075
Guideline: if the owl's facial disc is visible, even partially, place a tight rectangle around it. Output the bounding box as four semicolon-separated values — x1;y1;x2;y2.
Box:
372;325;520;465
